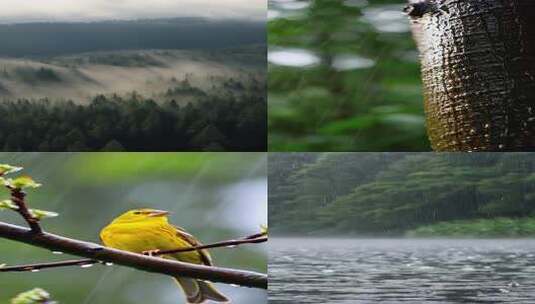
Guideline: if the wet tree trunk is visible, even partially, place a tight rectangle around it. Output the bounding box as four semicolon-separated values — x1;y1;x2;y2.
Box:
407;0;535;151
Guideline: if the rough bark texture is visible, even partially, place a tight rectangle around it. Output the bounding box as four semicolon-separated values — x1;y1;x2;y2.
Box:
408;0;535;151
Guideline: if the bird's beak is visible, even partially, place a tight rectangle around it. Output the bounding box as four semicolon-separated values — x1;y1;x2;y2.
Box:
148;210;170;217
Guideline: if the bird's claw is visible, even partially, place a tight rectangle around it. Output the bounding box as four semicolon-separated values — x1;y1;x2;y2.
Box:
142;249;161;257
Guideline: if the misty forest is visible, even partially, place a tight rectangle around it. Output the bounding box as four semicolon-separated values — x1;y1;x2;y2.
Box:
269;153;535;237
0;19;266;151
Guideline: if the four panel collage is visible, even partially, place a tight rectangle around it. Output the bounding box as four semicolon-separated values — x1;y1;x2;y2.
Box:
0;0;534;303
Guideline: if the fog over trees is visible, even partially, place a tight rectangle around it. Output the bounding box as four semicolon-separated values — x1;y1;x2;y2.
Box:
0;18;266;151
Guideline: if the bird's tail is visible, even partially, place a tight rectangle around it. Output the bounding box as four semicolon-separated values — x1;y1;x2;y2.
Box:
175;277;230;303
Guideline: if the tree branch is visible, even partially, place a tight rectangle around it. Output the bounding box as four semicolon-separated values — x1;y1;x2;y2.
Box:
9;188;42;233
0;221;267;289
0;232;267;274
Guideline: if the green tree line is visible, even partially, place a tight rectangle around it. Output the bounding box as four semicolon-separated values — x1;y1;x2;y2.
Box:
0;93;266;151
269;153;535;236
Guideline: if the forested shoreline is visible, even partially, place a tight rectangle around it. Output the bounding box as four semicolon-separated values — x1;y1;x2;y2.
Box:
269;153;535;237
0;93;266;151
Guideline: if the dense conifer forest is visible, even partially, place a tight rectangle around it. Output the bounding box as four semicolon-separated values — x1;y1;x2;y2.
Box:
0;92;266;151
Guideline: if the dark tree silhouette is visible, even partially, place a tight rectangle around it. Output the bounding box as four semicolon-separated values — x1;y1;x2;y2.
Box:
0;93;266;151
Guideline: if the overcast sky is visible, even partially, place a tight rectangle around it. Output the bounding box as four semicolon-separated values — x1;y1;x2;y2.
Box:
0;0;266;23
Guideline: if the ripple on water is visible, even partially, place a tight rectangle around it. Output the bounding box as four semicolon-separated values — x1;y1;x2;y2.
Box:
269;238;535;303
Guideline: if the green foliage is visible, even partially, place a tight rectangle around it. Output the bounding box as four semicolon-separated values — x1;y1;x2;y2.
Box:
0;199;18;210
407;218;535;237
65;153;266;185
0;92;266;151
11;288;56;304
270;153;535;236
269;0;428;151
4;176;42;189
0;164;23;175
0;163;58;220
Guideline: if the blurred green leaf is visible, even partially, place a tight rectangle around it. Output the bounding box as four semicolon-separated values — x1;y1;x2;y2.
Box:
6;176;42;189
0;164;23;176
260;225;268;235
11;288;56;304
66;153;265;184
0;199;18;211
319;116;379;134
30;209;59;220
268;0;430;151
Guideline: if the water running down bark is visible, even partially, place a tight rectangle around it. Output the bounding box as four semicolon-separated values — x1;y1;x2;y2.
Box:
407;0;535;151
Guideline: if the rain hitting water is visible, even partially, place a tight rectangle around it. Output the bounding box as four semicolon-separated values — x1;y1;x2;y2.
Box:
270;238;535;303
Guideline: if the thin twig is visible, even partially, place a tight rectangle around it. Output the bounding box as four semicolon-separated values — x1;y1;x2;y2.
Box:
0;222;267;289
0;258;96;272
156;235;267;256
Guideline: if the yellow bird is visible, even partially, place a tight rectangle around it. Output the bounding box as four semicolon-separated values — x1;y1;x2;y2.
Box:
100;208;229;303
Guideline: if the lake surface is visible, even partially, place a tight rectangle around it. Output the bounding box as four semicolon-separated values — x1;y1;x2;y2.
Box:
269;238;535;303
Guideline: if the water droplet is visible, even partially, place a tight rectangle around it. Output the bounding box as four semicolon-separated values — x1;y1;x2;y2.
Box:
498;144;505;149
332;54;375;71
105;262;114;266
227;245;237;248
268;48;321;68
30;269;40;273
484;123;490;128
51;251;63;255
80;263;94;268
